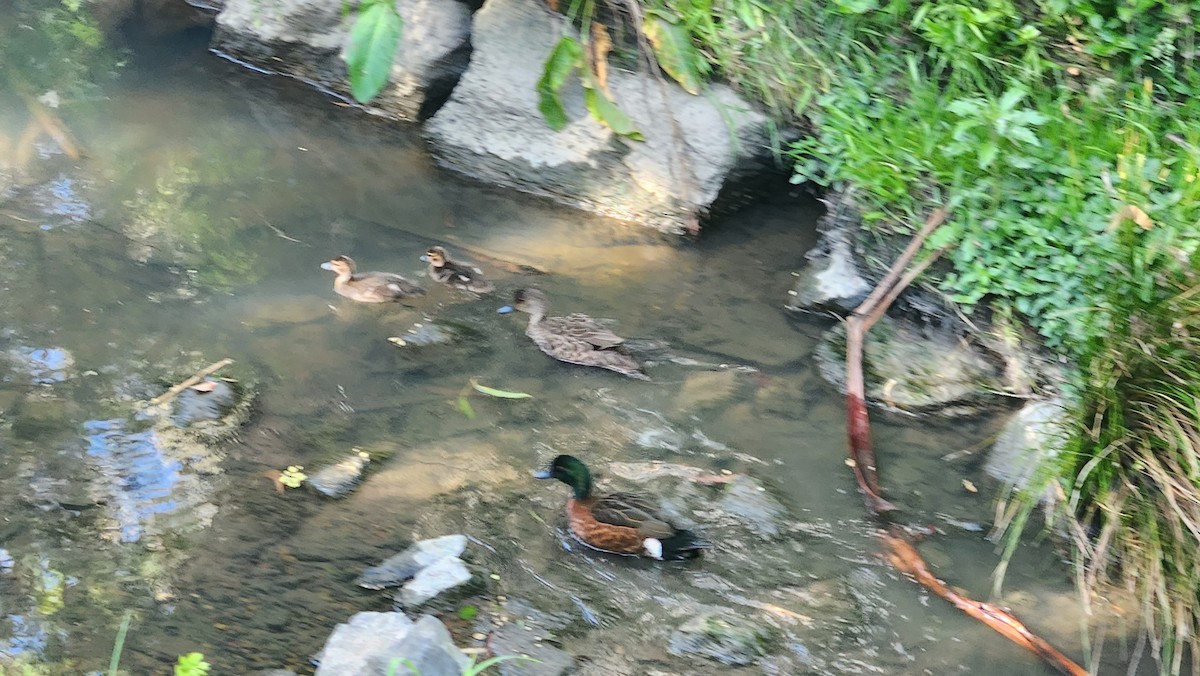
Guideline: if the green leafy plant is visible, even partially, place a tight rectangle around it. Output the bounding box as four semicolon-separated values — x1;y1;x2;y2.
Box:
536;36;585;131
944;86;1046;170
346;0;403;103
174;653;211;676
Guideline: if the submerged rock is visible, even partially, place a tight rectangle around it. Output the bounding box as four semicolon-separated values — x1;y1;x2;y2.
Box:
11;394;75;441
786;223;871;315
314;612;469;676
359;534;473;607
488;621;574;676
397;555;472;608
717;476;787;539
357;534;468;589
424;0;771;233
307;449;371;498
213;0;471;120
171;378;238;426
668;606;778;666
814;317;1006;416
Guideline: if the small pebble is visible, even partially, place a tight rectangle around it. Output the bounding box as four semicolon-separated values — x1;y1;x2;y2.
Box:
489;573;501;580
472;633;486;641
497;595;507;602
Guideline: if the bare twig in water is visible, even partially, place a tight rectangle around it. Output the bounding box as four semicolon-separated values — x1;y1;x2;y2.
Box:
841;207;1087;675
22;94;82;161
151;358;235;406
253;211;307;245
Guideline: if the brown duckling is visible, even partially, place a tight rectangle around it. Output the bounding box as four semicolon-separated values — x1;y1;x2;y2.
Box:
534;454;707;560
502;288;647;379
421;246;495;294
320;255;425;303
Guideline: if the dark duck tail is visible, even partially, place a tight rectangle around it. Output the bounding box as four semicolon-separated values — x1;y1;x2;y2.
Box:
656;529;709;561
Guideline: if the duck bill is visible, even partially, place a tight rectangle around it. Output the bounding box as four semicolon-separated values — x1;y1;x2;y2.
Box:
497;305;514;314
531;469;553;479
320;261;335;271
419;255;429;262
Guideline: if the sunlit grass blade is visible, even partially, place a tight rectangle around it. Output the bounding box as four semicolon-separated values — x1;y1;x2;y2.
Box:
108;610;133;676
469;379;532;399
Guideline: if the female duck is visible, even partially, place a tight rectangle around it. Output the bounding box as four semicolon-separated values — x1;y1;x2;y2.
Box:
534;454;706;560
421;246;494;294
505;288;647;379
321;255;425;303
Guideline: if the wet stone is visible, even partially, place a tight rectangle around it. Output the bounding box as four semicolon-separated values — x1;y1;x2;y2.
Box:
171;378;237;426
489;622;573;676
388;320;476;347
668;607;778;666
814;316;1006;416
986;397;1067;499
674;370;741;413
307;450;371;498
717;476;788;539
357;534;468;589
11;395;73;440
397;555;473;608
315;612;469;676
0;548;13;574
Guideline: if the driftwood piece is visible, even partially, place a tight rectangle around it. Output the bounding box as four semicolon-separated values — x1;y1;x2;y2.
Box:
151;358;235;406
842;208;1086;676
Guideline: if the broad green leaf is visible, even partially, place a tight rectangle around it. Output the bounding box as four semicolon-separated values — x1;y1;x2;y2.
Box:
583;85;644;140
998;87;1026;112
346;1;403;103
536;36;584;131
469;379;532;399
456;395;476;419
977;143;998;169
643;15;703;95
458;605;478;621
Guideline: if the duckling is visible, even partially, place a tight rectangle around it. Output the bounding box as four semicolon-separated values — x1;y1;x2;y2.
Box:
503;288;647;380
534;454;707;560
320;255;425;303
421;246;494;294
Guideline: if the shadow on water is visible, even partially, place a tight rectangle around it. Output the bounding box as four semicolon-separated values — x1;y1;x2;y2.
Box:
0;11;1155;676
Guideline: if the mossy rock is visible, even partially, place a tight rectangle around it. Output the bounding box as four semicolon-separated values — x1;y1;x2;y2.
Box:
814;316;1006;416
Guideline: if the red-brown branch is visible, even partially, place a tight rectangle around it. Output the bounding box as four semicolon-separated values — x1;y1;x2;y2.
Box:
842;207;1087;676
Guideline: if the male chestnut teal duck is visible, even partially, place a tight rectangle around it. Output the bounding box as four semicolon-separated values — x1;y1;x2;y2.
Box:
421;246;495;294
321;255;425;303
504;288;647;380
534;454;707;560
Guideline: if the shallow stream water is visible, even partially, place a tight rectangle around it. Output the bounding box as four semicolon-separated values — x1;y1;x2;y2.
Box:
0;17;1150;676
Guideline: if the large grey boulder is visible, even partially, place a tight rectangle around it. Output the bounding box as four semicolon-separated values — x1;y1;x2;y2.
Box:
314;612;469;676
424;0;771;233
213;0;472;120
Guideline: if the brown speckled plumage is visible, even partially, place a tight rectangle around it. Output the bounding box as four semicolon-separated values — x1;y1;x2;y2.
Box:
510;288;647;380
322;255;425;303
